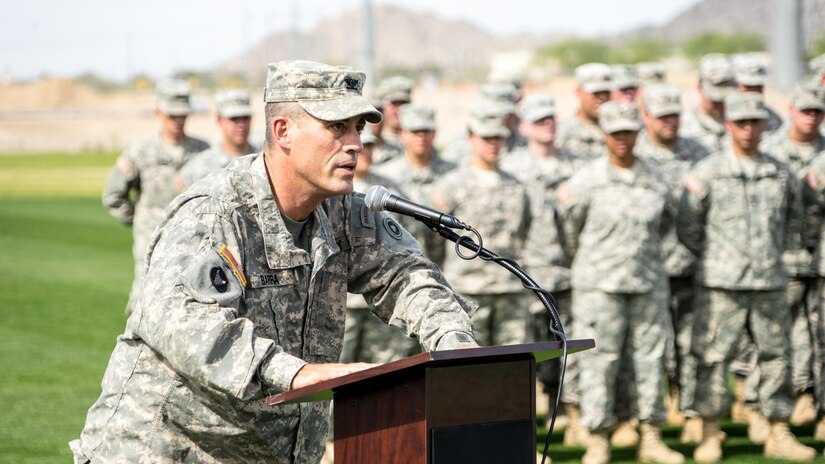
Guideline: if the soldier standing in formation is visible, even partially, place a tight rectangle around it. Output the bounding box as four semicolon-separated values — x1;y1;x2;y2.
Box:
432;103;532;346
681;54;736;154
372;76;413;164
500;94;586;442
101;79;210;315
177;89;258;190
556;63;613;160
679;92;815;462
635;84;711;442
557;101;683;464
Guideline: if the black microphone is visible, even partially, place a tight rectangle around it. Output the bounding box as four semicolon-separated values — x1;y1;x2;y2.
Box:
364;185;470;230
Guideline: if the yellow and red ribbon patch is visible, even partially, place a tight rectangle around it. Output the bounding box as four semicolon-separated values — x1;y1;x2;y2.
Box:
219;244;247;288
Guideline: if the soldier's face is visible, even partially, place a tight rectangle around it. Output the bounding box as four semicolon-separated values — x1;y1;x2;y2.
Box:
468;134;503;168
611;87;638;103
790;107;824;136
645;113;680;144
158;112;187;138
383;100;407;130
400;129;435;157
355;143;374;178
604;130;638;160
287;112;365;198
521;116;556;144
579;89;610;120
726;118;766;152
218;115;251;147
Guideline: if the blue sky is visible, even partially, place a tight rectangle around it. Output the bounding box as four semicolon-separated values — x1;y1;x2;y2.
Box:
1;0;699;81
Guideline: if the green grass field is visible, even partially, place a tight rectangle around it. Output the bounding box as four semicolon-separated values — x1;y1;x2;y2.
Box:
0;152;822;463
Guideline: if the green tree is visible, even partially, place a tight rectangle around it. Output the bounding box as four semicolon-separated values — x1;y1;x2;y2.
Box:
682;31;765;61
810;33;825;59
534;39;610;70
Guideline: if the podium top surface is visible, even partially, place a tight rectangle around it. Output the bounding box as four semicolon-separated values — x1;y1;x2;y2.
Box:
265;339;594;406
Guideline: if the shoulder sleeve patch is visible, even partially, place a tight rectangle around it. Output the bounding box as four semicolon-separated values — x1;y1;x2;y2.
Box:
556;183;572;206
685;175;704;195
806;169;820;190
383;217;404;240
116;155;135;178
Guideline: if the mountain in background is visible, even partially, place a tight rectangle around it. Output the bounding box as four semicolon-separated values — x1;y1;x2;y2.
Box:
217;0;825;81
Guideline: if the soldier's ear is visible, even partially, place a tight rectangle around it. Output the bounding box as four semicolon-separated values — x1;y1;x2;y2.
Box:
272;116;291;149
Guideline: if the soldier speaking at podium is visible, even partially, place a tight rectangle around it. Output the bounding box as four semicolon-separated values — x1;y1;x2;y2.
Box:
71;60;477;464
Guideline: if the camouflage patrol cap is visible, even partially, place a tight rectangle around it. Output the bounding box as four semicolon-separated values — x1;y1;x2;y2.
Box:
637;62;667;84
733;53;768;87
516;94;555;123
215;89;252;118
642;84;682;118
809;53;825;80
598;101;642;134
487;68;525;90
377;76;413;104
791;83;825;111
399;104;436;131
612;64;640;90
467;102;510;138
699;53;735;102
360;130;379;146
263;60;382;124
575;63;614;93
724;92;768;121
480;82;520;105
156;79;192;116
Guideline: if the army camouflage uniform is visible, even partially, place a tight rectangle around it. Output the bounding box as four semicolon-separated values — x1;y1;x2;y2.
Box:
679;108;726;155
501;145;584;404
635;131;709;415
433;162;531;346
804;150;825;424
556;116;606;160
558;153;673;430
339;170;421;365
77;150;478;463
179;143;260;189
375;151;455;266
678;136;803;421
757;129;825;398
102;129;209;315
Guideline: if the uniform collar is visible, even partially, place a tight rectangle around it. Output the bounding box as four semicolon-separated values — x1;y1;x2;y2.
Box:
248;154;339;270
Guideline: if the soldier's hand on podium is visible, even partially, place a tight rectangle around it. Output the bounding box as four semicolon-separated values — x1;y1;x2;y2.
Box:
290;362;378;390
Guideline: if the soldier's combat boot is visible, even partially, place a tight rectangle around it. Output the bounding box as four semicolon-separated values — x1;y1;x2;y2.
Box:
679;416;702;444
747;409;770;445
563;403;588;447
763;421;816;461
582;429;610;464
814;416;825;441
637;422;685;464
693;418;722;463
730;376;749;423
789;392;817;426
610;418;639;447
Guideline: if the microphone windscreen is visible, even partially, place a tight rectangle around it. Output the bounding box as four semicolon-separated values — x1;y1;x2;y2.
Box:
364;185;390;211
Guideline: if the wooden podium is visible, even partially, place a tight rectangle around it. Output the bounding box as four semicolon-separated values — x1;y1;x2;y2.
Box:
266;339;593;463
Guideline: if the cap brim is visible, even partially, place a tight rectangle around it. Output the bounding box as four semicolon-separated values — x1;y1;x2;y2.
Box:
648;105;682;118
159;102;192;116
469;124;510;138
401;123;437;132
736;77;766;87
382;92;411;104
794;99;825;111
727;110;768;121
702;82;734;102
299;96;383;124
582;83;613;93
522;109;555;123
602;120;642;134
219;106;253;118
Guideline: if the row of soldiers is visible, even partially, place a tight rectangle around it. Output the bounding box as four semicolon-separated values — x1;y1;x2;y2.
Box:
101;52;825;463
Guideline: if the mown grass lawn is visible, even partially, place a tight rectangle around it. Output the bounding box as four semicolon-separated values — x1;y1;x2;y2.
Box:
0;152;822;463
